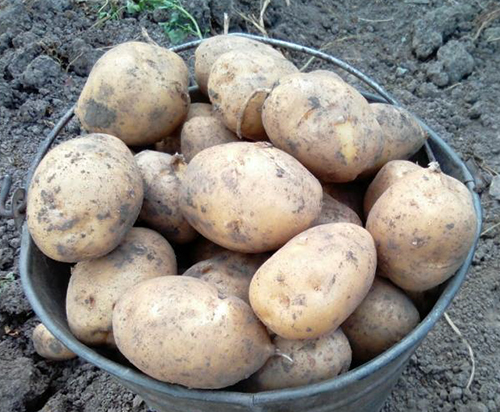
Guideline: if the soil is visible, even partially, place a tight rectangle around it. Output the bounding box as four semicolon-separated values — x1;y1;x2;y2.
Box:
1;0;499;411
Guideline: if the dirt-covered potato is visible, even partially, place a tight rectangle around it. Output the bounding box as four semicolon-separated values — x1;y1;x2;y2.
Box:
314;193;362;227
183;251;269;303
208;49;298;140
252;328;352;391
26;133;143;263
195;35;284;95
66;227;176;346
342;278;420;363
188;236;226;264
181;116;238;162
363;160;422;217
323;181;365;220
180;142;323;253
113;276;274;389
262;70;384;182
76;41;189;146
135;150;197;244
32;324;76;361
366;163;477;291
405;286;440;317
250;223;377;340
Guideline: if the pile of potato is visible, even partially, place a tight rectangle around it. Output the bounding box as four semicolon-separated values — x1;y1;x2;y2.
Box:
27;36;477;390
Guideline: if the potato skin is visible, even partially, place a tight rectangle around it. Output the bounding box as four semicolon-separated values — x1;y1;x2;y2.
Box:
32;324;76;361
66;227;176;346
135;150;198;244
188;236;226;264
322;181;365;220
366;164;477;291
342;278;420;363
26;133;143;262
208;50;298;140
195;35;284;95
76;42;189;146
315;193;362;227
181;116;238;162
249;223;377;340
113;276;274;389
363;160;422;217
252;328;352;391
180;142;323;253
262;70;384;182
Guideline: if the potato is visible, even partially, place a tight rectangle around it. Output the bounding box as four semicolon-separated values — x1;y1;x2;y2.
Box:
195;35;284;95
113;276;274;389
32;324;76;361
315;193;362;227
66;227;176;346
181;116;238;162
26;133;143;263
323;181;365;220
363;160;422;217
366;163;477;291
135;150;197;244
252;328;351;391
249;223;377;339
262;70;384;182
180;142;323;253
208;49;298;140
188;236;226;264
76;41;189;146
342;278;420;363
404;286;440;317
183;251;269;303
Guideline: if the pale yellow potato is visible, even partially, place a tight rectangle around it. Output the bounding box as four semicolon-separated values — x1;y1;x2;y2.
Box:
342;278;420;363
32;324;76;361
363;160;422;217
252;328;352;391
66;227;176;346
366;163;477;291
314;193;362;227
262;70;384;182
135;150;198;244
208;50;298;140
249;223;377;340
76;41;189;146
113;276;274;389
26;133;143;263
322;181;365;220
195;35;284;95
181;116;238;162
180;142;323;253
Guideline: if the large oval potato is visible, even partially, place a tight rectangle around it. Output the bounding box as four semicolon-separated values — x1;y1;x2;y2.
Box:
135;150;198;244
208;49;298;140
113;276;274;389
262;70;384;182
66;227;176;346
76;41;189;146
250;223;377;340
26;133;143;262
32;324;76;361
314;193;362;227
342;278;420;363
366;163;477;291
180;142;323;253
252;328;352;391
195;35;284;95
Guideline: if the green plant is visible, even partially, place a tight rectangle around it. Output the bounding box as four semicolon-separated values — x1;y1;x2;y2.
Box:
97;0;125;21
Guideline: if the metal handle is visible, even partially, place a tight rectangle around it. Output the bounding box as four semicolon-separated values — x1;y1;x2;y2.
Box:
0;175;26;229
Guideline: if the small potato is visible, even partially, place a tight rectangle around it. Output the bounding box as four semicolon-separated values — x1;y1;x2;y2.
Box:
113;276;274;389
188;236;226;264
195;35;284;95
262;70;384;182
363;160;422;217
183;251;269;303
76;42;189;146
315;193;362;227
180;142;323;253
32;324;76;361
342;278;420;363
181;116;239;162
26;134;143;263
135;150;198;244
322;181;366;220
208;50;298;140
66;227;176;346
404;286;440;317
252;328;352;391
250;223;377;340
366;163;477;291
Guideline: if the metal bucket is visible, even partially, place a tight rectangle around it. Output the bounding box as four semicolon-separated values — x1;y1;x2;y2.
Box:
4;34;482;412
